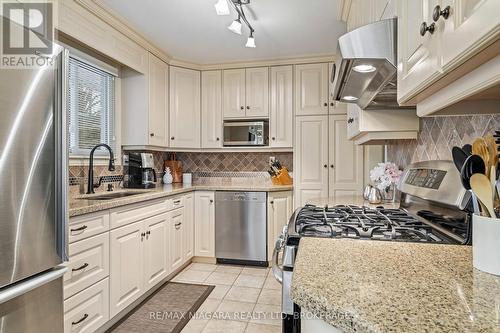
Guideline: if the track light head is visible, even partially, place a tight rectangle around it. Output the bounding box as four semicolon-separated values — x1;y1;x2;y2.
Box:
228;16;242;35
214;0;230;15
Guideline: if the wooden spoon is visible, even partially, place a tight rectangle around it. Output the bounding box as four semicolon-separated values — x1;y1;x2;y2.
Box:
470;173;495;218
472;137;490;178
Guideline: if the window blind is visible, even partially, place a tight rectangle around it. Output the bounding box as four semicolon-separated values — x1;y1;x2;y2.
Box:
67;56;116;156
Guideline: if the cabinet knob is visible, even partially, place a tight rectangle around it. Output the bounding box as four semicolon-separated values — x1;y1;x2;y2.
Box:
323;102;328;107
330;102;334;107
171;136;175;140
210;199;214;203
330;164;335;169
216;137;220;141
420;22;435;36
323;164;328;168
240;106;244;110
270;200;274;205
433;5;450;22
272;137;276;141
347;117;354;124
150;133;155;137
246;106;250;110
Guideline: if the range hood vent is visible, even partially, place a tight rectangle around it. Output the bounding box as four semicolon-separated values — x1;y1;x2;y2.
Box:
332;18;410;110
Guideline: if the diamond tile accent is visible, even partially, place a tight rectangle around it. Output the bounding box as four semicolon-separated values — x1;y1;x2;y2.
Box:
387;115;500;168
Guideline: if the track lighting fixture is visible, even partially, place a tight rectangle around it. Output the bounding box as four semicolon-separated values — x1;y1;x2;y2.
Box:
215;0;256;48
228;15;242;35
214;0;230;16
245;31;256;48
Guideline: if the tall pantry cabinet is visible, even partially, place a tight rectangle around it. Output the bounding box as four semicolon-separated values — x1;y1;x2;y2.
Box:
293;64;364;208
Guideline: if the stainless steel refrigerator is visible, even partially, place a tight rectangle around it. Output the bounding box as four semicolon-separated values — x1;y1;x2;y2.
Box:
0;16;68;333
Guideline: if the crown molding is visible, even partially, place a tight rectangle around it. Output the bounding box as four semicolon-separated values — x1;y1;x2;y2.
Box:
76;0;172;63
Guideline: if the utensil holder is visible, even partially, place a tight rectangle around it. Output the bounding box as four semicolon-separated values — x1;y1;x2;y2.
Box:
271;168;293;185
473;214;500;276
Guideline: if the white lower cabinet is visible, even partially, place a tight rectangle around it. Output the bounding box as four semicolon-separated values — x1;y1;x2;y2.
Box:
267;191;293;261
143;213;170;290
169;208;184;272
64;278;109;333
109;220;145;318
194;191;215;257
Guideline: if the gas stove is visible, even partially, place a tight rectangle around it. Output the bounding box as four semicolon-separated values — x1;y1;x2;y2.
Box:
293;204;460;243
274;160;473;333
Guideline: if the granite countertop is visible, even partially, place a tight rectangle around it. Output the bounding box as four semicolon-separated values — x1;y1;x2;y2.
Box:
69;183;293;217
292;238;500;333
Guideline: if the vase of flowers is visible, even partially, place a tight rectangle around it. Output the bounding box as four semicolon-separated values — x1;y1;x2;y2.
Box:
369;162;403;202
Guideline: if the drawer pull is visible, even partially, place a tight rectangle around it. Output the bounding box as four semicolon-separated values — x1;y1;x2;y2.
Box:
72;263;89;272
72;313;89;325
70;225;87;232
173;200;181;205
420;22;435;36
347;117;354;124
175;222;182;229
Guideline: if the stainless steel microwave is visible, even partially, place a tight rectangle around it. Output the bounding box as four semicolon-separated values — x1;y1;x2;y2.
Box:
223;120;269;146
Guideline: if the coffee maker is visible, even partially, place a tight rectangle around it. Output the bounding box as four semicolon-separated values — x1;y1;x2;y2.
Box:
124;153;157;189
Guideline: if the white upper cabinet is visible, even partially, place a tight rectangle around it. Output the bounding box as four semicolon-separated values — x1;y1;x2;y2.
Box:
397;0;500;107
223;68;269;119
295;63;329;116
397;0;442;104
169;66;201;148
223;69;246;118
270;66;293;148
201;71;223;148
245;67;270;118
148;54;169;147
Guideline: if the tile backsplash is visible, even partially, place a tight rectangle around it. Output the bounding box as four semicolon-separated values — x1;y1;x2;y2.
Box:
387;115;500;168
69;151;293;194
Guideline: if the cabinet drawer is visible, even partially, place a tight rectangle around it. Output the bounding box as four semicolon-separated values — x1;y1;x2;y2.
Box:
64;233;110;299
110;197;171;229
64;278;109;333
69;211;110;243
171;196;184;209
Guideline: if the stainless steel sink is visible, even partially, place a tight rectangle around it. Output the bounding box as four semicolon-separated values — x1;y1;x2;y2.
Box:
79;191;149;201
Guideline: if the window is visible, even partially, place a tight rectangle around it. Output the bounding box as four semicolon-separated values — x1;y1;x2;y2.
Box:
67;56;116;157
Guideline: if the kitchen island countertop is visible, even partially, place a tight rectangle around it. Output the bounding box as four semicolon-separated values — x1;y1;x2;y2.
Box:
291;237;500;333
69;183;293;217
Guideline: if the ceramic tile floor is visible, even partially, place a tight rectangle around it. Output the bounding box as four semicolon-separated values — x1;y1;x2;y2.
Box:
172;263;282;333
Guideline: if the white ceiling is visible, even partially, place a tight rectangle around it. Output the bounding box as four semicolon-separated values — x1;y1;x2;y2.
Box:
100;0;346;65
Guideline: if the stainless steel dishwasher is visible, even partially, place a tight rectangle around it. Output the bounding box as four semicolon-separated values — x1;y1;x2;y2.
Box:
215;191;267;266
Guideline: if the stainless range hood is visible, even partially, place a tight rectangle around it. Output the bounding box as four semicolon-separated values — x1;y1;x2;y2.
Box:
332;18;409;110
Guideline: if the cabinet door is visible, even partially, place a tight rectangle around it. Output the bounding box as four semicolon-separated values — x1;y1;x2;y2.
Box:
397;0;441;104
223;69;246;118
183;194;195;261
441;0;500;68
143;213;169;290
329;115;364;198
169;67;201;148
267;191;293;261
194;191;215;257
201;71;223;148
294;116;329;207
109;221;144;317
270;66;293;148
169;209;184;272
148;53;168;147
295;63;329;116
245;67;269;117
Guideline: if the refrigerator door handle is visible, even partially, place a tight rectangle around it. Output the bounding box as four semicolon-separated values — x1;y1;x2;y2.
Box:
0;267;67;304
55;46;69;262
